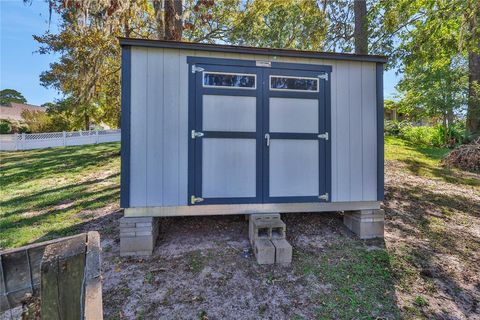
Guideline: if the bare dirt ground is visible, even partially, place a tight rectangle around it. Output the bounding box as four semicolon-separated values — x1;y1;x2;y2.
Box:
4;145;479;320
95;160;479;320
384;159;480;319
99;213;397;320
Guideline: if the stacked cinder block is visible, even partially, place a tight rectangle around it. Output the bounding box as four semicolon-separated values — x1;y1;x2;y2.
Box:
343;209;385;239
249;214;292;265
120;217;159;256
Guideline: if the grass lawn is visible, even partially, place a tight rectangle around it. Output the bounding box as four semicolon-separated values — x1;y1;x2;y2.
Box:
1;137;479;319
0;142;120;249
385;136;479;187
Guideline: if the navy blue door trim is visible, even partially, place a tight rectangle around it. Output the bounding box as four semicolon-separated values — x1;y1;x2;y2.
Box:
120;46;131;208
190;63;264;205
202;131;256;139
262;67;331;204
187;56;333;72
187;57;332;205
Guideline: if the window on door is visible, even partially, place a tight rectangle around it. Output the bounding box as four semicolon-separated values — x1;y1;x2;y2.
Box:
269;75;319;92
203;72;256;89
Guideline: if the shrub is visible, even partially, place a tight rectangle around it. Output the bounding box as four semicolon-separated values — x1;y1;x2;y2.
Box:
399;125;444;147
442;122;465;146
384;120;410;136
0;120;12;134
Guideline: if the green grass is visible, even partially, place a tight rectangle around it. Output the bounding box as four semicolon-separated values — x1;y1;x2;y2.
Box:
385;136;479;188
295;241;399;319
0;142;120;249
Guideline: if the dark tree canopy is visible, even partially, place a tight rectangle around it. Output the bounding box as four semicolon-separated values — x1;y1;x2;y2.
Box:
0;89;27;105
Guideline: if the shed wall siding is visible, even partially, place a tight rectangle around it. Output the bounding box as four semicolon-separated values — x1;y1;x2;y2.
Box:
128;47;377;207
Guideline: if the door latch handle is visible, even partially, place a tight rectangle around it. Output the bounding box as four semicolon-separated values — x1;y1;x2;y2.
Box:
264;133;270;147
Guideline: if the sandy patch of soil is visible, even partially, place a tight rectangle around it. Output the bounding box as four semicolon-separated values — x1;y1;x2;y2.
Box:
384;159;480;319
99;213;396;320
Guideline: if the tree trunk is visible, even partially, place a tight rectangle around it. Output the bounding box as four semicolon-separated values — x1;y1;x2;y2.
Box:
153;0;165;40
466;50;480;138
85;114;90;131
442;112;448;145
124;0;132;38
354;0;368;54
164;0;183;41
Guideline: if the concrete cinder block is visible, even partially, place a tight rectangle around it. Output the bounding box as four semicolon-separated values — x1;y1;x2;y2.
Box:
119;231;136;237
136;222;153;228
120;235;155;252
120;217;155;224
120;216;159;256
249;216;286;245
271;239;292;264
120;250;153;257
249;213;281;222
254;239;275;265
135;231;154;236
249;213;280;243
343;209;385;239
119;222;136;228
121;226;154;233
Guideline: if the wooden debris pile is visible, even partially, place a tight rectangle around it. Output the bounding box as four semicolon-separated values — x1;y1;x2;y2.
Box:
442;138;480;172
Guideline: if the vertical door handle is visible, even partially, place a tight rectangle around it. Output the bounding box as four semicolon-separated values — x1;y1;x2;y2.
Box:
264;133;270;147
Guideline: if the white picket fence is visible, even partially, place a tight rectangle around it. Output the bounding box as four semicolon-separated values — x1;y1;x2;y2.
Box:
0;129;121;151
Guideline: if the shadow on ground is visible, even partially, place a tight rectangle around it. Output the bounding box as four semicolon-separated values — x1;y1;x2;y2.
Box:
384;159;480;319
99;213;400;319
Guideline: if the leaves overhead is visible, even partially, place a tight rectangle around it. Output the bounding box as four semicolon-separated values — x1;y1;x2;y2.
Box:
228;0;328;50
30;0;479;137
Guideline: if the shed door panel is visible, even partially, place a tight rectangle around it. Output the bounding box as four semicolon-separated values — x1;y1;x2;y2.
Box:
269;98;318;133
263;68;328;203
202;138;256;198
192;64;262;204
269;139;319;197
203;95;256;132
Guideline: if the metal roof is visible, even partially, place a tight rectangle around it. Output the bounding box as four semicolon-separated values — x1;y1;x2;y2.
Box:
118;38;388;64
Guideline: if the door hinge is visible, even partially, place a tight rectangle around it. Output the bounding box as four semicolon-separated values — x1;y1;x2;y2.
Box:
191;195;204;204
191;65;205;73
318;73;329;81
319;193;329;201
191;130;204;139
318;132;329;140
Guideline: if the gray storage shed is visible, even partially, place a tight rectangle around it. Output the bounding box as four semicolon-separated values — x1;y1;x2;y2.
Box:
118;38;386;255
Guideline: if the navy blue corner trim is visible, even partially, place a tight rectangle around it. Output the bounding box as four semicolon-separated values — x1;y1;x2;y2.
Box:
120;46;131;208
376;63;385;201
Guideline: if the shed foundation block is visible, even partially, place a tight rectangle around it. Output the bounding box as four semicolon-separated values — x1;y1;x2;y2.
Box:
120;217;159;256
253;239;275;265
343;209;384;239
248;213;284;245
271;239;292;264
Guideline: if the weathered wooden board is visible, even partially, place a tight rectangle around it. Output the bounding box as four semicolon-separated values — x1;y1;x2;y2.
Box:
0;234;86;311
84;231;103;320
41;234;87;320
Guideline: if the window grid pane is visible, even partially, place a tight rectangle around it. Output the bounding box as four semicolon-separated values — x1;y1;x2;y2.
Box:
270;76;319;92
203;72;256;89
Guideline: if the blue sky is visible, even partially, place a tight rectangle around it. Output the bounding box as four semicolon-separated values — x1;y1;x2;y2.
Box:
0;1;400;106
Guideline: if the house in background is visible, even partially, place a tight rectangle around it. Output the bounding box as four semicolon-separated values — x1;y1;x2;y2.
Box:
384;108;405;122
0;102;46;121
384;100;428;126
